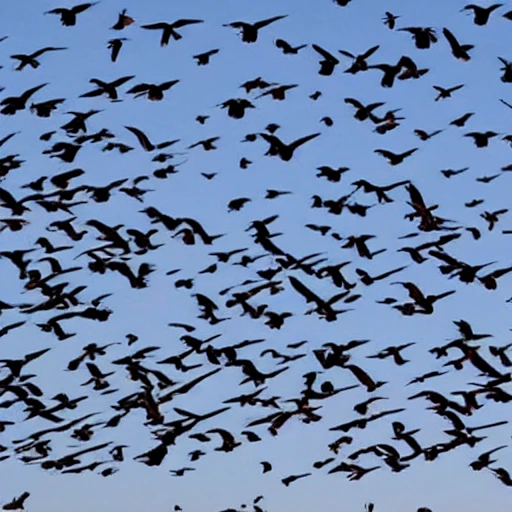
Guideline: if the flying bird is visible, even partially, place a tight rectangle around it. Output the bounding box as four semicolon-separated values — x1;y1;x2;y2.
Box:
224;15;288;43
45;2;98;26
141;19;204;46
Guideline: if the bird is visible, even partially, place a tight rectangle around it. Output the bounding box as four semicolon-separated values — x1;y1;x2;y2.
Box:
193;49;219;65
126;80;180;100
461;4;503;25
125;126;179;152
45;3;98;26
10;47;67;70
433;84;464;101
465;131;499;147
141;19;204;46
383;12;400;29
107;38;129;62
1;83;47;115
312;44;339;76
259;132;320;161
2;492;30;510
374;148;418;165
111;9;135;30
339;45;380;73
443;27;473;61
80;76;135;100
224;15;287;43
275;38;307;54
398;27;438;49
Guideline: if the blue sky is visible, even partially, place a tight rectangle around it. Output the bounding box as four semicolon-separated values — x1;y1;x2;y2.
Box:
1;1;512;511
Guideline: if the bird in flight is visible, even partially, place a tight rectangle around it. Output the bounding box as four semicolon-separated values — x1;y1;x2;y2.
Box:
224;15;288;43
45;2;98;26
141;19;204;46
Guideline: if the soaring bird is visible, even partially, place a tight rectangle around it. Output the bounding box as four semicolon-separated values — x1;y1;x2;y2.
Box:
10;47;67;70
461;3;503;25
45;3;98;26
141;19;204;46
224;15;287;43
259;132;320;161
127;80;179;100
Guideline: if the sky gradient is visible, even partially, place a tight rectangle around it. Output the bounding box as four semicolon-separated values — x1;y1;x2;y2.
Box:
1;1;512;511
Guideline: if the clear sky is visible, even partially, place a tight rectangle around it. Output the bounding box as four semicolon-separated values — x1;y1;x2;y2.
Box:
1;1;512;511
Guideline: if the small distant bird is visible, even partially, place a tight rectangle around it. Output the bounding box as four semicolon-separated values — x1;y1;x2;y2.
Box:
383;12;399;29
111;9;135;30
107;38;129;63
433;84;464;101
275;38;307;54
193;49;219;65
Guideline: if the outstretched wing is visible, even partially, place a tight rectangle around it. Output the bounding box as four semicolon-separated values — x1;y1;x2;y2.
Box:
290;132;321;150
312;44;338;62
125;126;154;151
254;15;288;29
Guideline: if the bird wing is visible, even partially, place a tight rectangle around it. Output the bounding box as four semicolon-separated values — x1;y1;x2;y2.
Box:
21;83;47;102
254;15;288;29
172;19;204;28
289;132;321;150
110;75;135;87
72;2;98;14
312;44;338;62
159;79;180;90
125;126;154;151
127;83;151;94
443;27;460;51
141;23;171;30
374;149;394;159
289;276;322;304
362;44;380;59
338;49;355;58
344;97;363;109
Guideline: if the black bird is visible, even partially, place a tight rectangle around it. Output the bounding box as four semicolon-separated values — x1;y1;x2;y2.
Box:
218;99;255;119
275;38;307;54
344;98;385;120
398;27;437;49
2;492;30;510
141;19;204;46
465;131;499;147
80;76;135;100
30;98;65;117
339;45;379;73
1;83;47;115
224;15;287;43
433;84;464;101
312;44;339;76
193;49;219;65
461;4;503;25
443;27;473;61
107;38;129;62
45;3;98;26
374;148;418;165
10;47;67;70
383;12;399;29
125;126;179;152
450;112;474;127
281;473;311;486
259;132;320;161
111;9;135;30
127;80;179;100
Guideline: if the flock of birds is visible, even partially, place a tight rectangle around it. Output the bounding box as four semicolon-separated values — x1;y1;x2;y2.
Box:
1;1;512;511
